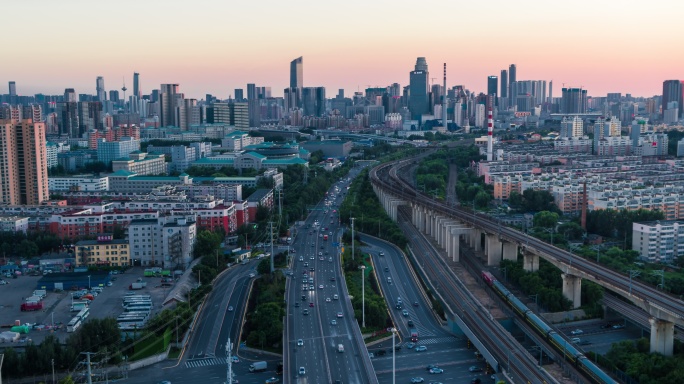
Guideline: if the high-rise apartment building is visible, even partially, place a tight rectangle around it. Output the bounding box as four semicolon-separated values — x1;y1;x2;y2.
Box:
409;57;429;121
560;116;583;138
0;119;49;205
561;88;587;114
133;72;140;98
97;137;141;165
160;84;180;127
96;76;106;102
57;101;79;137
234;89;244;101
78;101;103;134
662;80;683;119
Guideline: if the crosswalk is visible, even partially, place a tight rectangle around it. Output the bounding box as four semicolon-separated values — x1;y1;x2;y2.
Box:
413;323;436;338
185;357;229;368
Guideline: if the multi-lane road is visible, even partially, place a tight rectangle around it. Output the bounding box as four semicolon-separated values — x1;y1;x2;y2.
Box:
361;234;489;384
285;165;377;384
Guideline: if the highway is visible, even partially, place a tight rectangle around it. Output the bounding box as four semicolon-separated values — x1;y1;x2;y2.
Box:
371;159;684;327
285;165;377;384
361;234;487;384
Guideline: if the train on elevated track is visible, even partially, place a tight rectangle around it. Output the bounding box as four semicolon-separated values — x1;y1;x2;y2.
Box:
481;271;616;384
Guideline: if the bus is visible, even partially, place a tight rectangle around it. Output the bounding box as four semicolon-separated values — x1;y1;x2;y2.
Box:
124;304;152;313
118;321;146;330
122;299;152;308
117;314;148;323
67;308;90;333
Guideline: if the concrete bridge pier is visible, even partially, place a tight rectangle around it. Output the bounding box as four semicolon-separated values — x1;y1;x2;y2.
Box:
470;230;482;252
649;318;674;356
502;242;518;261
485;234;502;266
562;273;582;309
523;252;539;272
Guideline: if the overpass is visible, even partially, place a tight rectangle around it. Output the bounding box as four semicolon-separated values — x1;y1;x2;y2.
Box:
370;158;684;356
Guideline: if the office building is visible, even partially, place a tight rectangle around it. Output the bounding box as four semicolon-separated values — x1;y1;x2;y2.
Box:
97;137;141;165
291;57;303;89
0;119;49;205
633;220;684;263
57;101;79;137
78;101;103;134
64;88;77;103
487;76;498;97
128;217;196;268
409;57;429;121
96;76;106;101
662;80;683;119
561;88;588;114
75;235;130;267
509;64;516;85
500;70;508;98
133;72;140;98
8;81;16;97
112;152;166;175
109;90;120;103
247;84;257;100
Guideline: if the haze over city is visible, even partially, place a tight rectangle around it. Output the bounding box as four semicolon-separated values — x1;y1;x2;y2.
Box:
3;0;682;98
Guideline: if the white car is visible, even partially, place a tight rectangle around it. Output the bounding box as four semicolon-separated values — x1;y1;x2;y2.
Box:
326;297;331;302
297;339;304;346
298;367;306;375
319;284;324;289
570;329;583;335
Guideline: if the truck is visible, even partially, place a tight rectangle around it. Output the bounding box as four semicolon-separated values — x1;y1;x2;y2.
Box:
71;301;89;312
323;234;328;241
337;344;344;353
21;301;43;311
129;282;146;290
249;361;267;372
32;290;47;299
410;328;419;342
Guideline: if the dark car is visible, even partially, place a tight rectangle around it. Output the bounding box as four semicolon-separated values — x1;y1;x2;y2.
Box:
408;320;414;327
376;349;386;356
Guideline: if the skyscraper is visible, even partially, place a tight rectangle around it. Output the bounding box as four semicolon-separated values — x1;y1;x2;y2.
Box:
487;76;498;96
133;72;140;98
96;76;106;102
234;89;244;101
160;84;180;127
509;64;516;85
8;81;16;97
500;70;508;98
247;84;257;100
508;64;516;107
0;118;49;205
662;80;683;119
57;101;79;137
290;57;303;89
64;88;77;103
409;57;429;121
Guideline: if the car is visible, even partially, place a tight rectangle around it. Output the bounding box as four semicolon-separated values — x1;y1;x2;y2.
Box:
425;364;438;371
470;379;481;384
430;382;444;384
333;294;339;300
429;368;444;374
0;280;9;285
468;366;483;372
249;273;256;278
319;284;324;289
579;340;592;345
328;258;333;262
301;295;306;301
331;319;337;325
413;301;419;307
265;378;280;383
326;297;331;302
330;277;336;281
402;309;409;317
415;346;427;352
297;339;304;346
337;312;343;318
407;320;414;327
303;309;309;315
299;256;304;261
309;302;314;307
294;302;300;307
612;324;625;329
157;381;172;384
406;342;415;349
571;337;581;344
304;262;309;267
319;257;324;261
394;344;402;350
298;367;306;375
377;349;387;356
410;378;425;383
106;281;112;287
310;268;315;272
384;267;389;272
231;356;239;363
368;352;374;359
228;306;234;311
570;329;583;335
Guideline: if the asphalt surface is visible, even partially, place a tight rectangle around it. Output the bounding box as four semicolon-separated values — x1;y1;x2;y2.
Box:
360;234;489;384
285;165;376;384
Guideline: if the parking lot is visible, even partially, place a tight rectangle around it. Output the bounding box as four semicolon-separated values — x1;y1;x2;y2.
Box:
0;267;176;346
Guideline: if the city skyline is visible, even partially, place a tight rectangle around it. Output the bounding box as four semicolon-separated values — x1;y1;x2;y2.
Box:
2;0;682;99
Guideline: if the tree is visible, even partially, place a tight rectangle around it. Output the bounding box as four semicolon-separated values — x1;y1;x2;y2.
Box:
533;211;559;228
257;258;271;275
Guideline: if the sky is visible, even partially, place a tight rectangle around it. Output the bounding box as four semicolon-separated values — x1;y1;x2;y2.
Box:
3;0;682;100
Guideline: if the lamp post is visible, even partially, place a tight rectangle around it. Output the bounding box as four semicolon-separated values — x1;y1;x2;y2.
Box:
360;265;366;328
87;275;91;290
628;270;641;295
391;327;397;384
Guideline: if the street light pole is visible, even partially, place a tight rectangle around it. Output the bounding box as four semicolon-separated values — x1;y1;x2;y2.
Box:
392;328;397;384
360;265;366;328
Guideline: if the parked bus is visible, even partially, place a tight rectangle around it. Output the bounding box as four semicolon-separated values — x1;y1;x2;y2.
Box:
67;308;90;333
122;299;152;308
124;304;151;313
117;321;146;330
